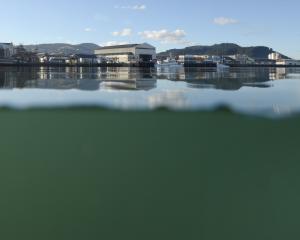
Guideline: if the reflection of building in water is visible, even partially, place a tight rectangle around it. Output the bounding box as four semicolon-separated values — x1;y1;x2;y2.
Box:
99;67;155;81
0;67;40;89
269;68;300;80
33;67;101;90
2;66;293;92
276;68;287;79
99;67;156;90
100;80;156;91
36;67;102;81
147;91;187;109
0;67;102;91
156;67;185;80
181;68;272;90
269;68;286;80
0;67;157;91
155;67;273;90
0;70;15;89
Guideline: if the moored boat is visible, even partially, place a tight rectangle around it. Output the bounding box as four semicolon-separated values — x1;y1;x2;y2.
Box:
217;63;230;69
156;58;183;68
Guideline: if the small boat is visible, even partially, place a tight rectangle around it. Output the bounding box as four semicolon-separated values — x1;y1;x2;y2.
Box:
156;58;182;68
217;63;230;69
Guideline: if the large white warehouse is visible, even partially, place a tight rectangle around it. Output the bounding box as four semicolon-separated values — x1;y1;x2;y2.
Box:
95;43;156;64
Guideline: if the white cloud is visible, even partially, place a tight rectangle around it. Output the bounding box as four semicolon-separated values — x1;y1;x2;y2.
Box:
84;27;96;32
114;4;146;11
102;41;129;47
133;4;146;10
139;29;190;44
213;17;238;26
112;28;133;37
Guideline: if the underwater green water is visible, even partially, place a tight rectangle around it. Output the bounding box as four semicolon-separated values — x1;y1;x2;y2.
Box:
0;109;299;240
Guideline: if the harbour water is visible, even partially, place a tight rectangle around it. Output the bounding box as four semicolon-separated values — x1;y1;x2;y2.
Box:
1;66;300;240
0;66;300;117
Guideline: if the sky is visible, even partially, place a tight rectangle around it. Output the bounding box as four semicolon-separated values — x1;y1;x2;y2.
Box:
1;0;300;58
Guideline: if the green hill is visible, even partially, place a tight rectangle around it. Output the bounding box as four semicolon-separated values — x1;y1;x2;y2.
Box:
24;43;100;55
158;43;289;59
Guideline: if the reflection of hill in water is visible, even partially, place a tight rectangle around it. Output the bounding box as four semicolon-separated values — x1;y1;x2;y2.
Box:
156;68;299;90
0;66;298;91
157;68;270;90
185;69;270;90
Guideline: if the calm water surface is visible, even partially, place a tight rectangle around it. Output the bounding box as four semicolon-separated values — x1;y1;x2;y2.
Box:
0;66;300;117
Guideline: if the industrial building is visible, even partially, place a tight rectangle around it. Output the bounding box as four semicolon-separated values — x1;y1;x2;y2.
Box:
178;54;255;65
276;59;300;66
268;52;300;66
69;54;98;64
178;55;206;64
268;52;282;61
228;54;255;64
94;43;156;64
0;43;15;58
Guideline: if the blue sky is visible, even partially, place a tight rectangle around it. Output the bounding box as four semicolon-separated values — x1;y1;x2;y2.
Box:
1;0;300;58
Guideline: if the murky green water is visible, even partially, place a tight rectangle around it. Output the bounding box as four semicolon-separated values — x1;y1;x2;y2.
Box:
1;66;300;240
0;66;300;117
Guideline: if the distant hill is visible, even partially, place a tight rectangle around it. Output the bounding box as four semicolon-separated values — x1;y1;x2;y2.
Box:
24;43;101;55
23;42;290;59
158;43;290;59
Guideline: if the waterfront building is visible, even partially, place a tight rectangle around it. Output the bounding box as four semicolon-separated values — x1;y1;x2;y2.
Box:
37;53;49;63
180;54;255;65
211;56;222;63
69;54;98;64
95;43;156;64
179;55;231;64
178;55;206;64
228;54;255;64
96;56;107;64
48;55;69;64
268;52;282;61
255;59;276;65
0;43;15;58
222;56;237;65
179;55;220;62
276;59;300;66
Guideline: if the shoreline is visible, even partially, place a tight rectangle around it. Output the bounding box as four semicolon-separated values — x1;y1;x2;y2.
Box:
0;62;300;68
0;62;155;68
